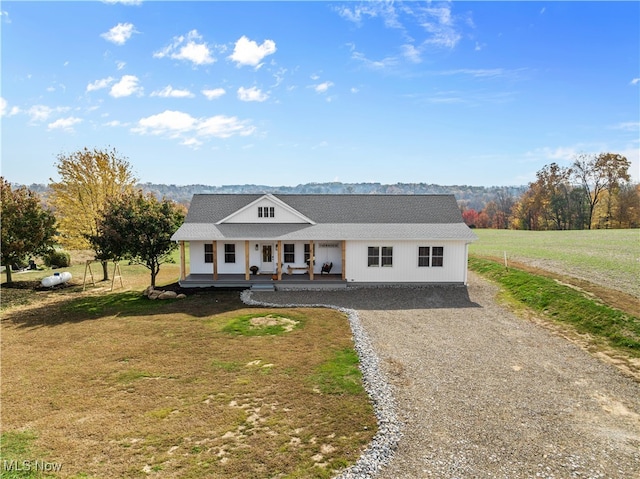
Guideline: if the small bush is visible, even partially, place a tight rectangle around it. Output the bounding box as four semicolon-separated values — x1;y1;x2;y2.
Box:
44;250;71;268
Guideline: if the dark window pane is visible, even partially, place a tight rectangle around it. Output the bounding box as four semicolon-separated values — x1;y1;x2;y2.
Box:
204;243;213;263
432;247;444;267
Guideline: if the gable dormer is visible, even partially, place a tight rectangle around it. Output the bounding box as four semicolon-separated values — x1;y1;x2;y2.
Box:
217;194;316;224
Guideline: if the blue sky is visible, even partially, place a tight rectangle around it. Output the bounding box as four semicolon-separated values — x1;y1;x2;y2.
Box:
1;1;638;187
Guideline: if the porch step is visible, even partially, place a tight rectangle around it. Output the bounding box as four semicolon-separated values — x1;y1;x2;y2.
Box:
251;283;275;292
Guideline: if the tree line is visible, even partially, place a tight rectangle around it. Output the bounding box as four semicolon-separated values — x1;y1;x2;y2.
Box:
26;181;528;212
2;148;637;284
1;148;184;286
461;153;638;230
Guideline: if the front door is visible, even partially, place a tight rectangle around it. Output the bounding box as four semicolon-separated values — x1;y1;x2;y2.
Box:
261;244;274;272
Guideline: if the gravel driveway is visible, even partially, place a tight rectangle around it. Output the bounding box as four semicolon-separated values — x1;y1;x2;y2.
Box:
250;272;640;479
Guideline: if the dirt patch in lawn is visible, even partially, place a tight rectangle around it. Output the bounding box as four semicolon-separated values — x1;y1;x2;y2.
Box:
250;314;299;332
1;290;376;478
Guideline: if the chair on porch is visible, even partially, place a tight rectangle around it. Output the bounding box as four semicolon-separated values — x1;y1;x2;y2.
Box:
321;262;333;275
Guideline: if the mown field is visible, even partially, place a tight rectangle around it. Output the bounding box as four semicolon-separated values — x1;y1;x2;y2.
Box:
469;229;640;298
0;254;376;479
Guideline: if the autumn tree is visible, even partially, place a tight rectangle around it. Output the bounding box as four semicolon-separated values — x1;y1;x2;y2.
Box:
493;188;515;229
92;191;185;288
49;147;137;280
461;208;480;228
611;183;640;228
1;178;57;283
572;152;631;229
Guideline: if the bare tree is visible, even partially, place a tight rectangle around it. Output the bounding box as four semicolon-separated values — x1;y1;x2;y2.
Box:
571;153;631;229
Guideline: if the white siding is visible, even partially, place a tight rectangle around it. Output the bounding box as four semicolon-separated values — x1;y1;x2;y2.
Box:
224;198;308;224
310;241;342;275
188;240;344;276
189;241;249;274
271;241;343;275
344;240;468;283
189;241;212;274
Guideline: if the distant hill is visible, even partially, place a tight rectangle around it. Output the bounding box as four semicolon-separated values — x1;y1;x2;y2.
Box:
136;182;526;211
22;182;526;212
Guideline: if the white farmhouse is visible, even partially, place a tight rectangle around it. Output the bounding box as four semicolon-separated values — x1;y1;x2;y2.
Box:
171;194;477;289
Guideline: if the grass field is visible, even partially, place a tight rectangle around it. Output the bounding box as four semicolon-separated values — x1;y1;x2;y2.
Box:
1;251;376;478
469;229;640;298
469;257;639;357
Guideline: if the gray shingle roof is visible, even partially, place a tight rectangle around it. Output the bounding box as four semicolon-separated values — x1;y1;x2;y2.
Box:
184;194;464;224
172;194;477;242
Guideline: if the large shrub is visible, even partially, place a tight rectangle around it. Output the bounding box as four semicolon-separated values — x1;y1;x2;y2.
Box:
45;250;71;268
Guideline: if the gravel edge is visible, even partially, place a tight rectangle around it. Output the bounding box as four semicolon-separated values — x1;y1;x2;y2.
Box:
239;289;402;479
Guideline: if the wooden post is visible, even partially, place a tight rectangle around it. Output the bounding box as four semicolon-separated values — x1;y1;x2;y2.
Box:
245;241;250;281
82;260;96;291
179;241;186;281
309;240;314;281
341;241;346;280
213;241;218;280
277;240;282;281
110;262;124;291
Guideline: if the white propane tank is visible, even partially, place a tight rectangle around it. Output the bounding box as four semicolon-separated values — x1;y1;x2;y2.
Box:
41;271;72;288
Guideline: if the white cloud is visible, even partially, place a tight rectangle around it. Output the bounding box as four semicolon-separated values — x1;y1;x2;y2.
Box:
524;146;583;165
1;10;11;23
237;86;269;102
272;68;287;87
116;61;126;70
110;75;143;98
350;47;398;70
335;3;400;29
202;88;226;100
151;85;194;98
104;120;125;127
154;30;215;66
101;23;137;45
48;117;82;132
314;81;334;94
134;110;196;136
339;2;464;51
401;44;422;63
0;97;6;116
181;137;203;148
631;78;640;86
197;115;255;138
229;35;276;68
87;77;115;92
26;105;55;122
132;110;254;141
420;4;462;48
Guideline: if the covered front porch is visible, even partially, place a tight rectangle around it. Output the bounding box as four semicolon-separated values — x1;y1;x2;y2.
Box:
179;272;346;290
177;239;346;289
